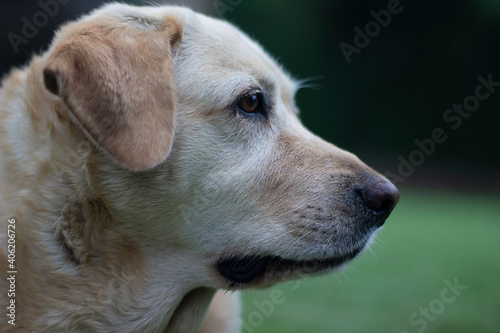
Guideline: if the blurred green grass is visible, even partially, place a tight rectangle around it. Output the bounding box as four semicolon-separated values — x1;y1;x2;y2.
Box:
241;187;500;333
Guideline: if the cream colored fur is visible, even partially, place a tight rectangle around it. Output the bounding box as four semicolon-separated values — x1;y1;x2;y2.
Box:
0;4;393;332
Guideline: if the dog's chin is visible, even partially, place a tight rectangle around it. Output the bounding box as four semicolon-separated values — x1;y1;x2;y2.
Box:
217;247;362;289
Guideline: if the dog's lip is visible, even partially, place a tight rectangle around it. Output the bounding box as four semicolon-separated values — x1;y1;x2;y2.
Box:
217;256;270;284
217;247;362;285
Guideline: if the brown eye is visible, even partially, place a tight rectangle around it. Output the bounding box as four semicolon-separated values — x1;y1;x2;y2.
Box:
238;92;261;114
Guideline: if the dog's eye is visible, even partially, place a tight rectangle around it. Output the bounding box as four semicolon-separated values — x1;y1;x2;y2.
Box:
237;91;264;114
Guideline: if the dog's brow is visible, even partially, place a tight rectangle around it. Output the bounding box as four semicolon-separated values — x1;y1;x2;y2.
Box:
284;80;300;115
119;15;163;30
215;75;269;108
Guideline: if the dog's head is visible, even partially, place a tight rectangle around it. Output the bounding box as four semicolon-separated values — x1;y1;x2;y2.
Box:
43;4;398;288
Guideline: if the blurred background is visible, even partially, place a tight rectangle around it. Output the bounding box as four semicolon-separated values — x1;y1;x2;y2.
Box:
1;0;498;332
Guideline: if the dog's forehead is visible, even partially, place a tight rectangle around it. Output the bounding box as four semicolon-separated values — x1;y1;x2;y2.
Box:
174;10;298;110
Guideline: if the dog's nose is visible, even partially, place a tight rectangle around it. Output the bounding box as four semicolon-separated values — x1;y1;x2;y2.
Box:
357;176;399;226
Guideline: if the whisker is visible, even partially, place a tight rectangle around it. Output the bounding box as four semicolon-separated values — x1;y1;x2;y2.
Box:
295;76;323;91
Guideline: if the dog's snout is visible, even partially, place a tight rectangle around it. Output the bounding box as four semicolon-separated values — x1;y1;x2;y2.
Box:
357;176;399;226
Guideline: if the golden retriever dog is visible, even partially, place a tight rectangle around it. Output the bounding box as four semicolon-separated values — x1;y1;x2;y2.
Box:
0;3;399;332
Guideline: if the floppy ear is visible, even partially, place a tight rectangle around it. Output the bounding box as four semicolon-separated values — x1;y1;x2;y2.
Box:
43;14;182;171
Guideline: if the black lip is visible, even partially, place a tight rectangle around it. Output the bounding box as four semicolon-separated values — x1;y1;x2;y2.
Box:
217;256;271;284
217;248;362;284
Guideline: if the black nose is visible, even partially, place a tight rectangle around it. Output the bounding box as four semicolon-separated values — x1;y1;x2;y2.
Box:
357;176;399;226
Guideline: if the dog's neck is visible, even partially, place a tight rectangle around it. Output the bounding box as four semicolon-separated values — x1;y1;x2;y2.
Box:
55;197;216;332
85;248;216;332
46;161;217;332
12;176;216;332
137;253;217;333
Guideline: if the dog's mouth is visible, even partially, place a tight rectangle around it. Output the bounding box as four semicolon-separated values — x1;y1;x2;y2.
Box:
217;247;362;285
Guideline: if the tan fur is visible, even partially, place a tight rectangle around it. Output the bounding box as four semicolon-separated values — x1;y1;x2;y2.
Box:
44;13;182;171
0;4;396;332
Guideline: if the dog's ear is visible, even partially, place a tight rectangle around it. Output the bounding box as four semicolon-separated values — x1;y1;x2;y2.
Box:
43;13;182;171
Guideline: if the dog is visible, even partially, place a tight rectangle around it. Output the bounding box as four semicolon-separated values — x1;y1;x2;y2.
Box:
0;3;399;332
